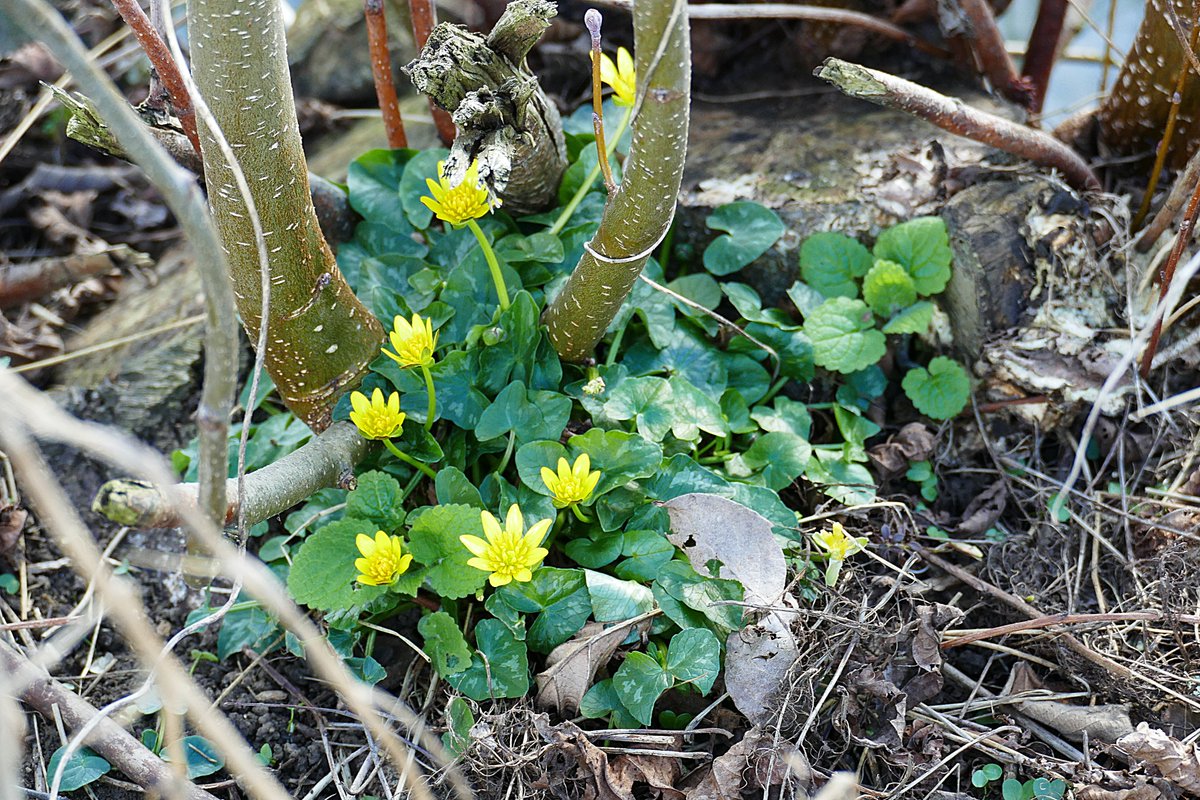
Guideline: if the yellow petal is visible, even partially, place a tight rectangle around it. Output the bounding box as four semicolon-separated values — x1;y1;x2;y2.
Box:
489;572;512;587
356;533;377;557
505;504;524;535
480;511;502;542
574;453;591;479
540;466;558;491
525;518;552;547
512;567;533;583
460;534;489;558
599;51;618;86
583;470;601;496
466;557;493;573
396;554;413;575
350;391;369;415
617;47;634;82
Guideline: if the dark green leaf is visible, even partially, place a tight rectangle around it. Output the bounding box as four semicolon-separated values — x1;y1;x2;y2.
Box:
287;518;389;612
704;202;785;275
447;619;530;700
613;651;672;725
872;216;952;296
799;232;873;298
419;611;473;677
346;471;405;531
406;505;489;599
666;628;721;693
435;467;484;508
46;747;110;791
399;148;449;229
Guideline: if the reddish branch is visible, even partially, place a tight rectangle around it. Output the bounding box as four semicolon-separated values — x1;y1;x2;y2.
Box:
1140;176;1200;378
365;0;408;149
408;0;456;144
815;58;1100;191
957;0;1033;109
1021;0;1067;115
107;0;200;156
943;610;1200;649
1;638;218;800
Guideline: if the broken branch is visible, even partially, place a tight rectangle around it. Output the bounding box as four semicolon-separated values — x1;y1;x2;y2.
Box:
92;421;371;529
364;0;408;149
814;58;1101;191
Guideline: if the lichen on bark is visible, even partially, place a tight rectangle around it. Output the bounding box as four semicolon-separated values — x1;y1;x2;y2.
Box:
404;0;566;214
542;0;691;361
188;0;384;429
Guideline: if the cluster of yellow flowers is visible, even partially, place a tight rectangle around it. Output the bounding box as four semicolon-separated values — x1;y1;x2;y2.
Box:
352;453;602;589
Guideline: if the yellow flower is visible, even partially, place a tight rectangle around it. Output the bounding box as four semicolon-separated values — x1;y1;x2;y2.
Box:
812;522;868;561
420;159;498;227
354;530;414;586
592;46;636;107
348;388;406;440
460;504;552;588
383;313;437;369
811;522;869;587
541;454;601;509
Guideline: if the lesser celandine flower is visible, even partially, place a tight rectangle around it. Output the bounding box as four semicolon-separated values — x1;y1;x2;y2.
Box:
383;313;437;369
812;522;869;586
593;46;635;107
419;160;510;311
348;388;406;440
355;530;413;586
460;504;551;587
541;454;601;517
420;159;498;227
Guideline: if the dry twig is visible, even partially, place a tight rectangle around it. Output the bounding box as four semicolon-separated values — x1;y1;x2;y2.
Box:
814;58;1101;191
365;0;408;149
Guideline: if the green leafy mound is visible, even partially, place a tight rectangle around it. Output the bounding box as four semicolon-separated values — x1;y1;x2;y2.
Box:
185;136;972;728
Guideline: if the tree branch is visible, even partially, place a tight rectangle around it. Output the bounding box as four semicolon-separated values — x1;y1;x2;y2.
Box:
542;0;691;361
92;421;371;529
815;58;1100;191
1;639;219;800
365;0;408;149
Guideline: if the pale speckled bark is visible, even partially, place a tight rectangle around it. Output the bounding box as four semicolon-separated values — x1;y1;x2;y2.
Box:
404;0;566;214
1098;0;1200;170
188;0;383;430
542;0;691;361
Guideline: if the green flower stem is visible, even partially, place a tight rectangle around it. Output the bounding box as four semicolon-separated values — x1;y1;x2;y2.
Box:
420;363;437;431
382;439;437;480
548;105;634;237
495;430;516;475
398;469;424;504
570;503;592;523
466;218;510;311
542;511;568;549
760;376;791;405
605;315;630;367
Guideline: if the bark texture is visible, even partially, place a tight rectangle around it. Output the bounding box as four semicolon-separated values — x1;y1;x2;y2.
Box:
188;0;383;430
404;0;566;214
1097;0;1200;170
542;0;691;361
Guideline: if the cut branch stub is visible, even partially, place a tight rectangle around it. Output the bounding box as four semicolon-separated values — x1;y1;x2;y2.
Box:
1098;0;1200;171
404;0;566;214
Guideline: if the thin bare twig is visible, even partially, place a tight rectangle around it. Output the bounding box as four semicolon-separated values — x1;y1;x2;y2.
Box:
1137;145;1200;250
1141;173;1200;377
943;610;1200;649
0;640;219;800
408;0;455;144
815;58;1101;191
365;0;408;149
92;421;371;529
107;0;200;155
956;0;1032;108
1021;0;1068;115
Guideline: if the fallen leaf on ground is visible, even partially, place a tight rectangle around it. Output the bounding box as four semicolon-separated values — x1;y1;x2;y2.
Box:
724;610;798;726
663;493;786;605
536;617;652;714
1117;724;1200;795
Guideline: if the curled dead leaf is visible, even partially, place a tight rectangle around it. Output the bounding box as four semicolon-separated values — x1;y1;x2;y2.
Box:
724;610;798;726
535;614;654;714
1117;723;1200;795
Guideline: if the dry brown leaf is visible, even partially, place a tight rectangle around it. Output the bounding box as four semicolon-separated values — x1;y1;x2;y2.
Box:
0;504;26;552
1008;664;1134;743
956;479;1007;535
1117;723;1200;795
723;611;798;726
608;754;683;799
662;493;786;605
683;725;806;800
1076;783;1164;800
535;617;652;714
